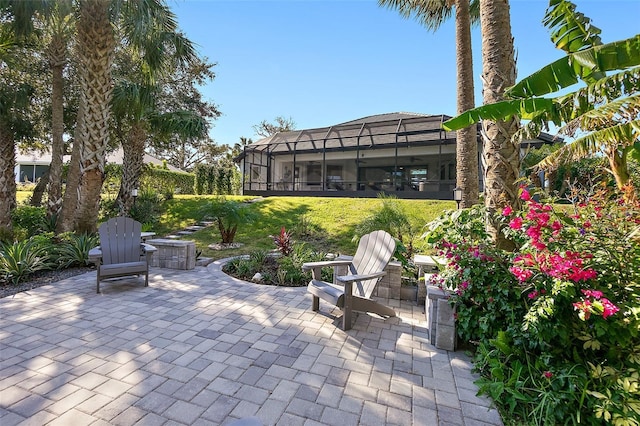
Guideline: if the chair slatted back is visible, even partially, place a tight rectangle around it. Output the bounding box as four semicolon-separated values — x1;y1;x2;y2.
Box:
350;230;396;298
98;217;142;265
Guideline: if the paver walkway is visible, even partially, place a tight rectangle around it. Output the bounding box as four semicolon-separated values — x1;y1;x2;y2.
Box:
0;262;503;425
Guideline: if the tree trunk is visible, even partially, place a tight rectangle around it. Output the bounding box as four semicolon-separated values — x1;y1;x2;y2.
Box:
0;121;17;237
46;32;67;220
479;0;520;250
74;0;115;234
116;121;147;216
608;147;630;190
30;169;50;207
455;0;479;208
57;106;83;233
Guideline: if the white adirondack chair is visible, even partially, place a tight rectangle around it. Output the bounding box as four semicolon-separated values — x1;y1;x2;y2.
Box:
88;217;157;293
303;230;396;330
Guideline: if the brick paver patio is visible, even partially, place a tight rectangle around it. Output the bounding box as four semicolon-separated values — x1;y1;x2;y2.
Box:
0;261;503;425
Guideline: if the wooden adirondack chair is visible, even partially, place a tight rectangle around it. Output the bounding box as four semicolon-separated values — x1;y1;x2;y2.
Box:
88;217;157;293
302;230;397;330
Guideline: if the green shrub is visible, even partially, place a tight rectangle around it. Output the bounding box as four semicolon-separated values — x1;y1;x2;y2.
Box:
355;194;418;278
424;204;526;345
56;233;99;268
426;186;640;424
201;198;257;244
130;190;164;226
223;243;330;286
0;239;51;284
11;205;46;238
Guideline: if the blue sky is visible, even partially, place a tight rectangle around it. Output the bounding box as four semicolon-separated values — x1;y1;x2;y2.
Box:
170;0;640;146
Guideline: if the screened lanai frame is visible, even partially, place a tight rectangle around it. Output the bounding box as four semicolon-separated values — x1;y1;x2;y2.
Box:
239;114;476;199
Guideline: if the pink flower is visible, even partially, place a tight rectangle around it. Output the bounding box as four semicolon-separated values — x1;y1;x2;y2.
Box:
509;217;524;230
532;240;547;251
543;371;553;379
601;298;620;319
551;221;562;234
502;205;513;216
520;188;531;201
583;221;592;228
510;266;533;282
581;289;603;300
528;290;539;299
526;226;542;241
460;281;469;290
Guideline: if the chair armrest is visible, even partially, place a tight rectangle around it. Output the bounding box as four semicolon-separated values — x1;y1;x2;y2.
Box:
141;243;157;254
336;271;386;283
88;247;102;264
302;260;352;271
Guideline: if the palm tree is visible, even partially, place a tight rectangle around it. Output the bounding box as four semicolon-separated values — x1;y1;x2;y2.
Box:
477;0;519;249
0;7;39;237
71;0;199;233
110;6;203;216
112;81;207;215
73;0;115;234
444;1;640;198
42;1;73;220
378;0;480;208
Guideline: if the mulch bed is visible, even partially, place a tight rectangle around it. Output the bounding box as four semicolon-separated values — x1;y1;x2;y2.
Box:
0;266;94;299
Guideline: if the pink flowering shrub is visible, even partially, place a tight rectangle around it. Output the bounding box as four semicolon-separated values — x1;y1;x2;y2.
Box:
423;205;526;346
425;187;640;424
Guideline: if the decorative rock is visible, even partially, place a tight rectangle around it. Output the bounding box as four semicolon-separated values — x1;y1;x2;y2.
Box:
252;272;263;282
195;257;214;267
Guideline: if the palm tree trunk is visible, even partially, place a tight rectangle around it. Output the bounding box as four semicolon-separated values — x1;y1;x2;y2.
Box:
30;169;49;207
57;101;83;234
454;0;479;208
117;121;147;216
0;121;17;237
74;0;115;234
46;33;66;220
479;0;520;250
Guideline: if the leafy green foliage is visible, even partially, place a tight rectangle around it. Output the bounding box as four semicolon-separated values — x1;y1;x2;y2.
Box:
0;239;50;284
193;163;236;195
428;186;640;424
129;190;165;227
11;205;46;238
142;166;195;196
424;205;526;345
354;194;419;276
201;198;258;244
443;1;640;191
55;233;99;268
223;242;330;287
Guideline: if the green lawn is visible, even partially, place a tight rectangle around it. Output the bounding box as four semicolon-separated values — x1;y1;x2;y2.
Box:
159;195;455;260
15;190;454;259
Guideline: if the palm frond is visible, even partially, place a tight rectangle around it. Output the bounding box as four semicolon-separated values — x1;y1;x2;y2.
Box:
443;98;557;131
560;93;640;135
507;35;640;98
536;120;640;170
543;0;602;54
378;0;448;31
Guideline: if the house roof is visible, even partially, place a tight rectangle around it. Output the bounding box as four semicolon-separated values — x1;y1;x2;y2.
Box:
245;113;457;156
239;112;559;158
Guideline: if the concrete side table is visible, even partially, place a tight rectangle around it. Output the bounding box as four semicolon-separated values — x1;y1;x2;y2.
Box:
426;284;456;351
147;239;196;270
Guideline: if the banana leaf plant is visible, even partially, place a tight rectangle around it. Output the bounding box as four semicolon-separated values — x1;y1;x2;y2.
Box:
443;0;640;193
